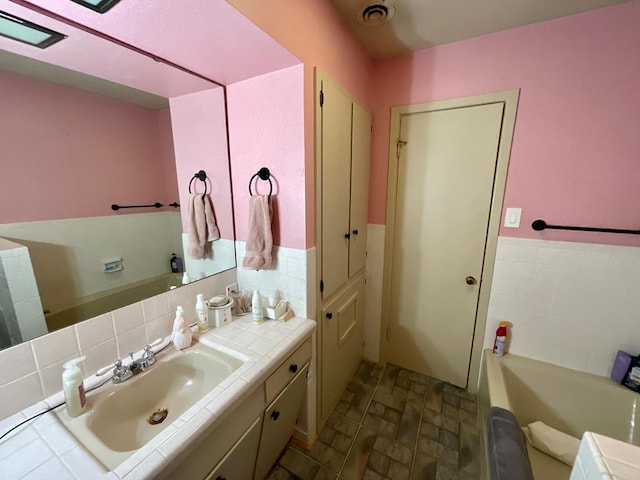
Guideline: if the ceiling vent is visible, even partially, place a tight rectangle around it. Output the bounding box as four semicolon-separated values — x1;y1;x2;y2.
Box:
357;1;395;26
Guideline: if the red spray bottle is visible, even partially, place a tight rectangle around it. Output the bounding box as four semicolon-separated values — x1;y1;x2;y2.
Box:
493;322;509;356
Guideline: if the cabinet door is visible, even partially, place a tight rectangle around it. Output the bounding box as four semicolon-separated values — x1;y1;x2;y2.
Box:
205;417;261;480
254;365;309;480
320;77;352;299
348;101;371;277
320;274;365;422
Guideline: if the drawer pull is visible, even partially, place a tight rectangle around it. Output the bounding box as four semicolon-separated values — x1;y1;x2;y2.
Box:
216;477;226;480
326;312;333;319
289;363;298;374
271;410;280;421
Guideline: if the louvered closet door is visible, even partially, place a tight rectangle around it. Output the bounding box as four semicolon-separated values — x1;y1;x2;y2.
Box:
321;78;352;298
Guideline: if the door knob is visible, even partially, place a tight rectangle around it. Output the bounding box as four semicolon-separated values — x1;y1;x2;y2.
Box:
465;276;477;285
352;229;359;236
326;312;333;319
344;233;351;239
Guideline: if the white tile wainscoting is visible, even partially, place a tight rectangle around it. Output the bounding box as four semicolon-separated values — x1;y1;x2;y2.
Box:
485;237;640;377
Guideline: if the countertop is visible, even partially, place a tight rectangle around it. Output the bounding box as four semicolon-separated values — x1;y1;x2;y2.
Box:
0;315;316;480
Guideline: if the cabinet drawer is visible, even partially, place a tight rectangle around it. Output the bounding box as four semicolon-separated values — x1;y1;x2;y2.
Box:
264;337;312;403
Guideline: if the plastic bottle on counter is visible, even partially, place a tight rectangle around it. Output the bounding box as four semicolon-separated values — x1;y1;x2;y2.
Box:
252;289;263;324
195;293;209;332
493;321;509;356
62;356;87;417
172;306;192;350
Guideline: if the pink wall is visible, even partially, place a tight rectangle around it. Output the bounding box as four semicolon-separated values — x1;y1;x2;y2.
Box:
227;0;373;249
371;1;640;246
169;88;234;239
0;69;178;223
227;65;305;248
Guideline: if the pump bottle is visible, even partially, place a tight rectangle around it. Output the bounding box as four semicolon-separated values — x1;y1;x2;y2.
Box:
62;357;87;417
252;290;263;324
195;293;209;332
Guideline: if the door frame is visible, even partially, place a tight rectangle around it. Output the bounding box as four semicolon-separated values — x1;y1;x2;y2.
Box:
379;90;519;391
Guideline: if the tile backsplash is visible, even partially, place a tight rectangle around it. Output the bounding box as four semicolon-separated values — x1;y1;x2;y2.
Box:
485;237;640;376
0;268;237;420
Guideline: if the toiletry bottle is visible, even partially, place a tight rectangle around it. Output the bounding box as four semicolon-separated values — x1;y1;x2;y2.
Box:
172;306;185;342
252;289;263;324
195;293;209;332
170;253;184;273
62;356;87;417
182;271;191;285
493;321;509;356
172;306;192;350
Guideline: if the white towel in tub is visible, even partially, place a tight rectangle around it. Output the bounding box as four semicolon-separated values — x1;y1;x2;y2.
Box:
522;421;580;466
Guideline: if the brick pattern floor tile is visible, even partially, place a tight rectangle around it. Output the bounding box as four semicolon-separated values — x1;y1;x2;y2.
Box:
267;362;481;480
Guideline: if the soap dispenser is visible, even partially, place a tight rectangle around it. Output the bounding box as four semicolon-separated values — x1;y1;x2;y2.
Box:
62;356;87;417
172;306;192;350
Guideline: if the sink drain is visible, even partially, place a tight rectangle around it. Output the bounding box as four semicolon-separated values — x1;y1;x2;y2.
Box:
148;408;169;425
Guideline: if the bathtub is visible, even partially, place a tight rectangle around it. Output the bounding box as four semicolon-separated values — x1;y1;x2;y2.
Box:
44;273;183;331
479;349;640;480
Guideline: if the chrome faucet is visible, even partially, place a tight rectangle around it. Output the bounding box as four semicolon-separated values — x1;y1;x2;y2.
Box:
96;338;164;384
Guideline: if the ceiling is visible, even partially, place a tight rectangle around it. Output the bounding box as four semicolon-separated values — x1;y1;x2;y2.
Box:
330;0;633;59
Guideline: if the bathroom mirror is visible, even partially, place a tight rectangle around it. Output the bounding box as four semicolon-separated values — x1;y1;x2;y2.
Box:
0;3;236;350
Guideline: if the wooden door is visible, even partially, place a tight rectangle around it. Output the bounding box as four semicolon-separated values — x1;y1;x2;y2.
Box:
388;102;505;387
321;274;365;421
348;101;371;277
254;366;309;480
320;78;352;299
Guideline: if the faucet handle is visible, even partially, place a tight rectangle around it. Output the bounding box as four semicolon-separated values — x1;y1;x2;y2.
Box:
142;344;156;367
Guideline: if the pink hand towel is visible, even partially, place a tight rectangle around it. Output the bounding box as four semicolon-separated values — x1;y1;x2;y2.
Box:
243;195;272;269
188;193;220;259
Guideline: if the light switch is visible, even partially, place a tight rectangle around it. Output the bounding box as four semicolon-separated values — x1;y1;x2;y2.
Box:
504;208;522;228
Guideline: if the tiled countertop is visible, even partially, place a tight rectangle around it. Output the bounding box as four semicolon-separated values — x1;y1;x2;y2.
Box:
0;315;316;480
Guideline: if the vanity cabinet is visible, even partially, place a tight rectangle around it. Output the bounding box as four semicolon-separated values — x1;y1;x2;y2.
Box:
254;365;309;480
161;337;312;480
205;417;262;480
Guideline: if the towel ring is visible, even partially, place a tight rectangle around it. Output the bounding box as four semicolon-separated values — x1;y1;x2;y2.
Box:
188;170;208;195
248;167;273;198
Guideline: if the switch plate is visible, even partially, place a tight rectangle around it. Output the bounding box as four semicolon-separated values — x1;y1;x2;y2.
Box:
504;208;522;228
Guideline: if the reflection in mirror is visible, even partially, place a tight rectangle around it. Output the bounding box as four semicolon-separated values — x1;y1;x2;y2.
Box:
0;7;236;350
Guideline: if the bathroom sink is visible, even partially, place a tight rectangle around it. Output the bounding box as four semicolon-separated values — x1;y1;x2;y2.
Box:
55;342;245;469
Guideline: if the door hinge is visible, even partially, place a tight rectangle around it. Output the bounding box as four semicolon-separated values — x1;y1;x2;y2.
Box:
320;279;324;293
319;90;324;107
386;326;391;341
396;139;407;159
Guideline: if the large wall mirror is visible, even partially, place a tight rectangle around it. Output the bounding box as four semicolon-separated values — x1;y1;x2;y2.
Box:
0;2;236;350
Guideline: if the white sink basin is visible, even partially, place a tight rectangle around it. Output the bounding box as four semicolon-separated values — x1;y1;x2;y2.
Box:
55;342;245;469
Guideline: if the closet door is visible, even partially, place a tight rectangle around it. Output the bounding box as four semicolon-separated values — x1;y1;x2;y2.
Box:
321;78;352;299
348;101;371;277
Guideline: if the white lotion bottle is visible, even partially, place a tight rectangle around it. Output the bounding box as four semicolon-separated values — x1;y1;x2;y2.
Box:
195;293;209;332
62;356;87;417
252;289;263;324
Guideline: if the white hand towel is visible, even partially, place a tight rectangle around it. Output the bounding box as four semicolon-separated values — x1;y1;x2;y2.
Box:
522;421;580;466
188;193;220;259
243;195;272;270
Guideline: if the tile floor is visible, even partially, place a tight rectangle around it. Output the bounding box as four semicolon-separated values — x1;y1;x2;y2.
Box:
268;360;481;480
